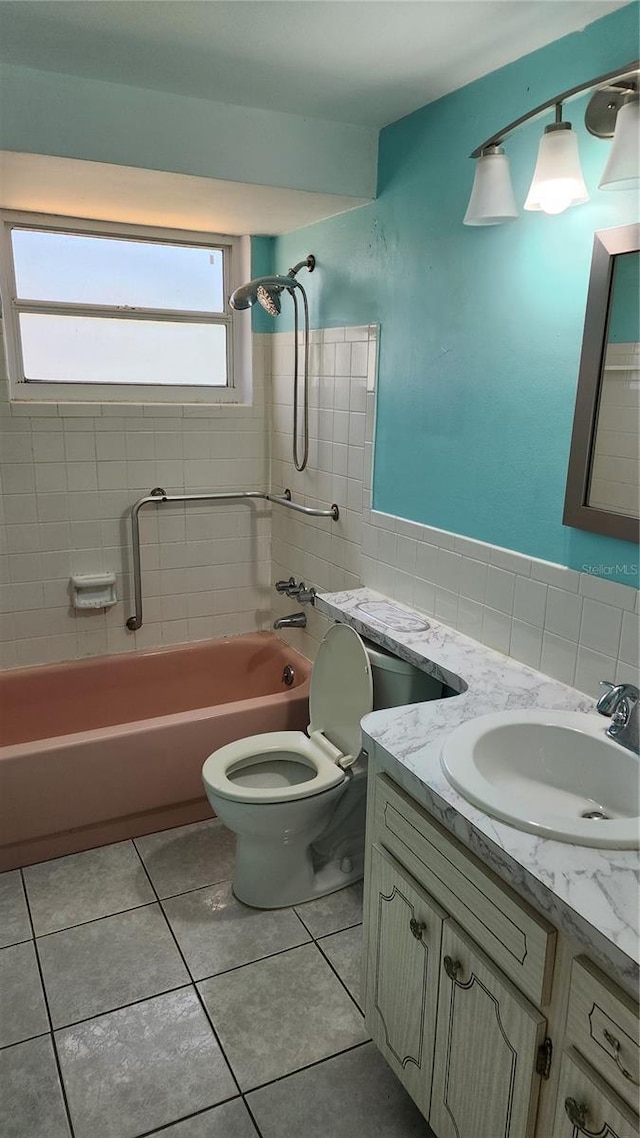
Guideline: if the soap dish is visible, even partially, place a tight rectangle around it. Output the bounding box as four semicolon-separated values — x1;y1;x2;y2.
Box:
71;573;117;610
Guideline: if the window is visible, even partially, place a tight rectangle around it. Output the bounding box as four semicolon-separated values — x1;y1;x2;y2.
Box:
0;212;249;404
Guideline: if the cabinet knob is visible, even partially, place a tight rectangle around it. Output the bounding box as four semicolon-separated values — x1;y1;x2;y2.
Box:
564;1098;588;1130
443;955;463;983
409;918;425;941
602;1027;639;1085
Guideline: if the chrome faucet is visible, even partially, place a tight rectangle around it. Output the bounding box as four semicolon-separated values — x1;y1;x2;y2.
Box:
596;681;639;755
273;612;307;630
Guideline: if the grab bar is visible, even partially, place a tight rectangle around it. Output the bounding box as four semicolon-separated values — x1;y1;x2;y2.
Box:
125;486;339;631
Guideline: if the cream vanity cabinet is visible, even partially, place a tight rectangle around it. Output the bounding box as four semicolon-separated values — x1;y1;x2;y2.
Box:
363;769;640;1138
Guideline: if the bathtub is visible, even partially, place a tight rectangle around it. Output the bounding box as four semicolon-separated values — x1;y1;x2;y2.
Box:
0;632;311;871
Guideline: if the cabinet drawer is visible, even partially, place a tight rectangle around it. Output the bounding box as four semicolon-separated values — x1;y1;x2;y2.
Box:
567;957;639;1113
373;773;555;1006
551;1048;639;1138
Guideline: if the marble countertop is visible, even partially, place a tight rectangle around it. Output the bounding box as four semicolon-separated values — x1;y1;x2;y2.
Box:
315;587;639;995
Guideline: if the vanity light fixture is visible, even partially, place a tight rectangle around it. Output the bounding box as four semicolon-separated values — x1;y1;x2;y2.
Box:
523;104;589;215
464;61;639;226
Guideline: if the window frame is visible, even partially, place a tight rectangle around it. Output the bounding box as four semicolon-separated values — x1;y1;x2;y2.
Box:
0;210;250;405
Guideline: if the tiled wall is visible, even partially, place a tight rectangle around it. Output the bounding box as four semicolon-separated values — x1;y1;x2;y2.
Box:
271;325;377;658
1;314;638;695
0;326;271;668
269;325;639;699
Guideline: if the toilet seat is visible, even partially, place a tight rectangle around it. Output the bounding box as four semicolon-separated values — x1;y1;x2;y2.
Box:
202;730;347;803
202;624;373;806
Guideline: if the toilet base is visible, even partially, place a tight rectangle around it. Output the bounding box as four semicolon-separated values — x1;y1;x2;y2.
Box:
233;834;364;909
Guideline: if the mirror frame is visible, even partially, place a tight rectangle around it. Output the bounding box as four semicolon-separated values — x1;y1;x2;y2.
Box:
563;222;640;544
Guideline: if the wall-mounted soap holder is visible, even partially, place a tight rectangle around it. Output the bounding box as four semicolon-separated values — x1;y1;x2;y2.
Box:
71;573;117;610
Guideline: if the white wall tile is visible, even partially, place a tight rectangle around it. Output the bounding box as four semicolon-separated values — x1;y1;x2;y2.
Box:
541;632;577;687
0;329;271;666
485;566;515;615
619;610;639;668
510;620;543;670
580;599;623;658
545;587;583;642
513;577;547;628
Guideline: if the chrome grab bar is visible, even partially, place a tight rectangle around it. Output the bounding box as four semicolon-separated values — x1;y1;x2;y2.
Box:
125;487;339;631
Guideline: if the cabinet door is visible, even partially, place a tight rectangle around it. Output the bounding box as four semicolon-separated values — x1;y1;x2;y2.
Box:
551;1049;639;1138
430;921;546;1138
365;842;446;1119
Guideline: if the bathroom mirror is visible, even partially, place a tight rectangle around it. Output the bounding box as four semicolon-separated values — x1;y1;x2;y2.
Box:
564;223;640;543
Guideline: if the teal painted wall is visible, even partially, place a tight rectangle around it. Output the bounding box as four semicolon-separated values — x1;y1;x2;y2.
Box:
608;251;640;342
273;3;639;586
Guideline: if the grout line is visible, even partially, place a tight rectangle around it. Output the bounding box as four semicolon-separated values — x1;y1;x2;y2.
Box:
130;841;244;1102
148;874;235;905
131;1093;249;1138
0;1028;50;1054
33;898;160;941
243;1038;371;1097
48;983;195;1036
313;928;364;1016
19;868;77;1138
171;933;313;986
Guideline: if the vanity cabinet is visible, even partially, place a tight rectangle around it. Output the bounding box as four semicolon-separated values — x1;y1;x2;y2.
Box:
363;768;640;1138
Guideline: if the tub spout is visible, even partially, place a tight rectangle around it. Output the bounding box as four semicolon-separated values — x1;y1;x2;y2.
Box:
273;612;307;630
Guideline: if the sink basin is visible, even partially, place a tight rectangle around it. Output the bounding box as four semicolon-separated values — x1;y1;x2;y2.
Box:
440;710;639;848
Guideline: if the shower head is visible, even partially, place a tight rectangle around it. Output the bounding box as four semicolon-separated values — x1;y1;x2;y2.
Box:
229;254;315;315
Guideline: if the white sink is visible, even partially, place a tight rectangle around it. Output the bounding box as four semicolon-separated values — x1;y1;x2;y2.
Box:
440;710;639;848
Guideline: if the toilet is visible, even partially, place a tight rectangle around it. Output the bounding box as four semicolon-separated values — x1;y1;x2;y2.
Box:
202;623;445;908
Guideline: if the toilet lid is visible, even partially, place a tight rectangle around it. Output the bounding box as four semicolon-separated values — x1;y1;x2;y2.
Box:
309;623;373;761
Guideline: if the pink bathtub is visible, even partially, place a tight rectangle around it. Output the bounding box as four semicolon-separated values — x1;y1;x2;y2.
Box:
0;633;311;871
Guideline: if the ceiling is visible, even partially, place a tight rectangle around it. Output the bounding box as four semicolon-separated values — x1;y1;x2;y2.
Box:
0;1;629;129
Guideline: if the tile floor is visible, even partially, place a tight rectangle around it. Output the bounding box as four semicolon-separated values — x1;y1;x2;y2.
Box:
0;818;436;1138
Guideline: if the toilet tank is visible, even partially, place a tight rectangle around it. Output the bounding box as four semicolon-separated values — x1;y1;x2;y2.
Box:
363;638;447;711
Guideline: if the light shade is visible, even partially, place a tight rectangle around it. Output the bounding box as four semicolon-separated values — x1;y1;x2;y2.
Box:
463;149;518;226
524;125;589;215
599;98;640;190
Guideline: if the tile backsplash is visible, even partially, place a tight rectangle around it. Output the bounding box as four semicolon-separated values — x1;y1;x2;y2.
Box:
0;318;637;697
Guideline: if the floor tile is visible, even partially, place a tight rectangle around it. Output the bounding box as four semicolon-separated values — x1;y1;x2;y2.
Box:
38;903;190;1028
135;820;235;899
23;842;155;936
198;942;368;1091
56;987;236;1138
163;880;310;981
148;1099;259;1137
247;1040;434;1138
294;880;363;937
0;870;31;948
318;923;364;1008
0;1035;71;1138
0;941;49;1047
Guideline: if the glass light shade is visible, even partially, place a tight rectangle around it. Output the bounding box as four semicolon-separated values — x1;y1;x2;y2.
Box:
463;151;518;226
599;99;640;190
524;126;589;214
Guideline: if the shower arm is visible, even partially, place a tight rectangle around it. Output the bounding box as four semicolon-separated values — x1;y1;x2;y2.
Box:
125;486;339;631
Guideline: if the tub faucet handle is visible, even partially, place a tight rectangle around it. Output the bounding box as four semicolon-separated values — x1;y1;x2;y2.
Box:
275;577;297;595
297;585;317;605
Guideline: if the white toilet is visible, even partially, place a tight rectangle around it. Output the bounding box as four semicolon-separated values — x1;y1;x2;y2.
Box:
202;623;444;908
